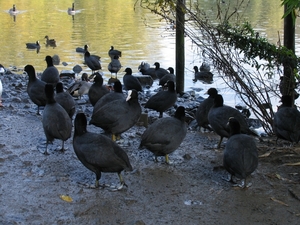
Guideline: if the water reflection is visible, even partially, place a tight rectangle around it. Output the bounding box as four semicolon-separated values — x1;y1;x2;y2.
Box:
0;0;298;106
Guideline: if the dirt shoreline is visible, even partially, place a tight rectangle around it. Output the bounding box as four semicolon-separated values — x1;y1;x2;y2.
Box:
0;72;300;224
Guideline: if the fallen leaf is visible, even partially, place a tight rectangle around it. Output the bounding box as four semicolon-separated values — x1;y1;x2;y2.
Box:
282;162;300;166
259;152;272;158
270;197;288;206
60;195;73;202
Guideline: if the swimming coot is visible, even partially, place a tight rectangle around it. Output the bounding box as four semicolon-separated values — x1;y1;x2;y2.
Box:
139;106;187;164
223;117;258;188
41;56;60;86
196;88;218;130
90;89;141;141
55;82;76;119
122;67;142;92
42;84;72;155
273;95;300;143
108;46;122;60
73;112;133;189
144;80;177;118
24;65;47;115
88;72;109;106
208;94;257;148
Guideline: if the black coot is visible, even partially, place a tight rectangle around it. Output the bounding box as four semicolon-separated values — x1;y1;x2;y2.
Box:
108;46;122;60
41;55;60;86
196;88;218;129
55;82;76;119
90;89;141;141
139;106;187;164
42;84;72;154
108;55;122;78
145;80;177;118
73;112;132;189
88;72;109;106
223;117;258;188
153;62;169;80
208;94;257;148
273;95;300;143
159;67;176;86
93;80;125;109
25;65;47;115
84;51;101;74
122;67;142;92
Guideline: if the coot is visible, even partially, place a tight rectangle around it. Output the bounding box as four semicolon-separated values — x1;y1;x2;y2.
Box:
73;112;133;189
93;80;125;109
122;67;142;92
223;117;258;188
139;106;187;164
90;89;141;141
41;55;60;86
196;88;218;129
273;95;300;143
208;94;257;148
144;80;177;118
55;82;76;119
42;84;72;154
88;72;109;106
24;65;47;115
159;67;176;86
108;46;122;59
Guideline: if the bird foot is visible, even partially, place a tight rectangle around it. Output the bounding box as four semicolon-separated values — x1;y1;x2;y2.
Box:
108;182;128;191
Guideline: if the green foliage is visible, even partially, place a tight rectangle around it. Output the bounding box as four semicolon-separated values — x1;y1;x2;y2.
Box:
281;0;300;24
217;21;300;72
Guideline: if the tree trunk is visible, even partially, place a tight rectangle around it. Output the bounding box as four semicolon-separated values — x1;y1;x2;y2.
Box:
175;0;185;94
281;4;296;100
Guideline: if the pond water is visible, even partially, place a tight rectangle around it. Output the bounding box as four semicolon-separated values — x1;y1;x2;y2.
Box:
0;0;299;109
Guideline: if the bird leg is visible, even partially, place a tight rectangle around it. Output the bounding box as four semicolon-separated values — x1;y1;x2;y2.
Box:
165;154;170;164
217;136;224;149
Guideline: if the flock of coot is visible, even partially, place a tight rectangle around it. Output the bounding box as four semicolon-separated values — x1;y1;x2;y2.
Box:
2;3;298;189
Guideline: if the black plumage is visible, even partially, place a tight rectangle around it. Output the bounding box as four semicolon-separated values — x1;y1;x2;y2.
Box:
42;84;72;155
26;41;40;49
196;88;218;129
208;94;257;148
93;80;125;109
55;82;76;119
41;55;60;86
108;46;122;59
159;67;176;86
153;62;169;80
223;117;258;188
73;113;133;189
90;89;141;141
122;67;142;92
193;66;213;82
88;72;109;106
273;95;300;143
84;51;101;74
108;55;122;77
145;80;177;118
139;106;187;164
25;65;47;115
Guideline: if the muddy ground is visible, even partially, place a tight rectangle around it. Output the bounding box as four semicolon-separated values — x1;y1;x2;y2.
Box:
0;72;300;225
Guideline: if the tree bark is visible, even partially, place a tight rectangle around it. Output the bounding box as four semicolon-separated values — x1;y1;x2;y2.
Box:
281;4;296;99
175;0;185;94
